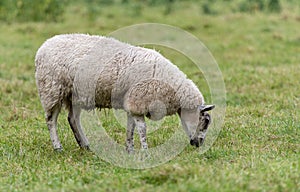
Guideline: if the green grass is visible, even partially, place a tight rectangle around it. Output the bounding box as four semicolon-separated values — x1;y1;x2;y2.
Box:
0;1;299;191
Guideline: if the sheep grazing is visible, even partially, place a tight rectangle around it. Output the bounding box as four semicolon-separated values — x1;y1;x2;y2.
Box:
35;34;215;152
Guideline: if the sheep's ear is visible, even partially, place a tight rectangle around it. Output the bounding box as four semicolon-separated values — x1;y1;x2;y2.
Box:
199;105;215;113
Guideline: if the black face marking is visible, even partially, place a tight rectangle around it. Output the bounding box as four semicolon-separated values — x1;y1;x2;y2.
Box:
189;105;214;148
46;114;53;121
189;112;212;148
204;114;210;124
199;112;211;131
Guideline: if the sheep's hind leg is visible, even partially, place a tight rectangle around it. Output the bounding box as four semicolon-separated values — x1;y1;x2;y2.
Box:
46;105;63;151
68;105;90;150
126;113;135;154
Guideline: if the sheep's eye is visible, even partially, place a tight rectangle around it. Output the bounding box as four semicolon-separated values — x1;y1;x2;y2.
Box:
205;115;210;124
200;113;211;131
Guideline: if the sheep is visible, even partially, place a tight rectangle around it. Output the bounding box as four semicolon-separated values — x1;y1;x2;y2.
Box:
35;34;215;153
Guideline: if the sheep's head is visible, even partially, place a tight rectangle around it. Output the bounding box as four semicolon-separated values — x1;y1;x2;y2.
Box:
190;105;215;147
180;105;215;148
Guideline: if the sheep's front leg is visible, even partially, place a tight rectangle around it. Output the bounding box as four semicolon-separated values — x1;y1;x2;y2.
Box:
46;105;62;151
133;116;148;150
68;105;90;150
126;113;135;154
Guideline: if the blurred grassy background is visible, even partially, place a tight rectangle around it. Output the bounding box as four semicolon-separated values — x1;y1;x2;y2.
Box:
0;0;298;22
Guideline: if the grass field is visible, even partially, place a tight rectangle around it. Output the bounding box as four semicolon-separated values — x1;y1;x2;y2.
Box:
0;1;299;191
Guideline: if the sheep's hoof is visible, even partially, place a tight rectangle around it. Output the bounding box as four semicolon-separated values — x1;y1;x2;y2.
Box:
127;149;135;155
126;146;135;154
81;145;91;151
138;149;150;161
54;147;63;152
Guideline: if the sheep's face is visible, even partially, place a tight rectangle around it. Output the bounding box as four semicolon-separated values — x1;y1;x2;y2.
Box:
190;105;215;147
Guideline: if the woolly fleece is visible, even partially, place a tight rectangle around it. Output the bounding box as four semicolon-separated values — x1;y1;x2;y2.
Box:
35;34;204;120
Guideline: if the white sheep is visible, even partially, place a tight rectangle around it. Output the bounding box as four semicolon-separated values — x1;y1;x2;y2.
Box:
35;34;215;152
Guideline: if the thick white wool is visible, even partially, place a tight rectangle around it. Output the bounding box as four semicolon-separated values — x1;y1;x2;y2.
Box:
35;34;204;118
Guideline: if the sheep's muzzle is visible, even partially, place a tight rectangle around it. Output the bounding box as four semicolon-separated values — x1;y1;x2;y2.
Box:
190;138;205;148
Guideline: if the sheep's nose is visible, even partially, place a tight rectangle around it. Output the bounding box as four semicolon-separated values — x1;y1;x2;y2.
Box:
190;139;199;148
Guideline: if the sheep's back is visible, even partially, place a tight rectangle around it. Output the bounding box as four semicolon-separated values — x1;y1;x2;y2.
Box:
35;34;204;112
35;34;129;110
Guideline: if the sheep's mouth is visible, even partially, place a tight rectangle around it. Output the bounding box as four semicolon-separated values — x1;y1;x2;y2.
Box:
190;138;205;148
